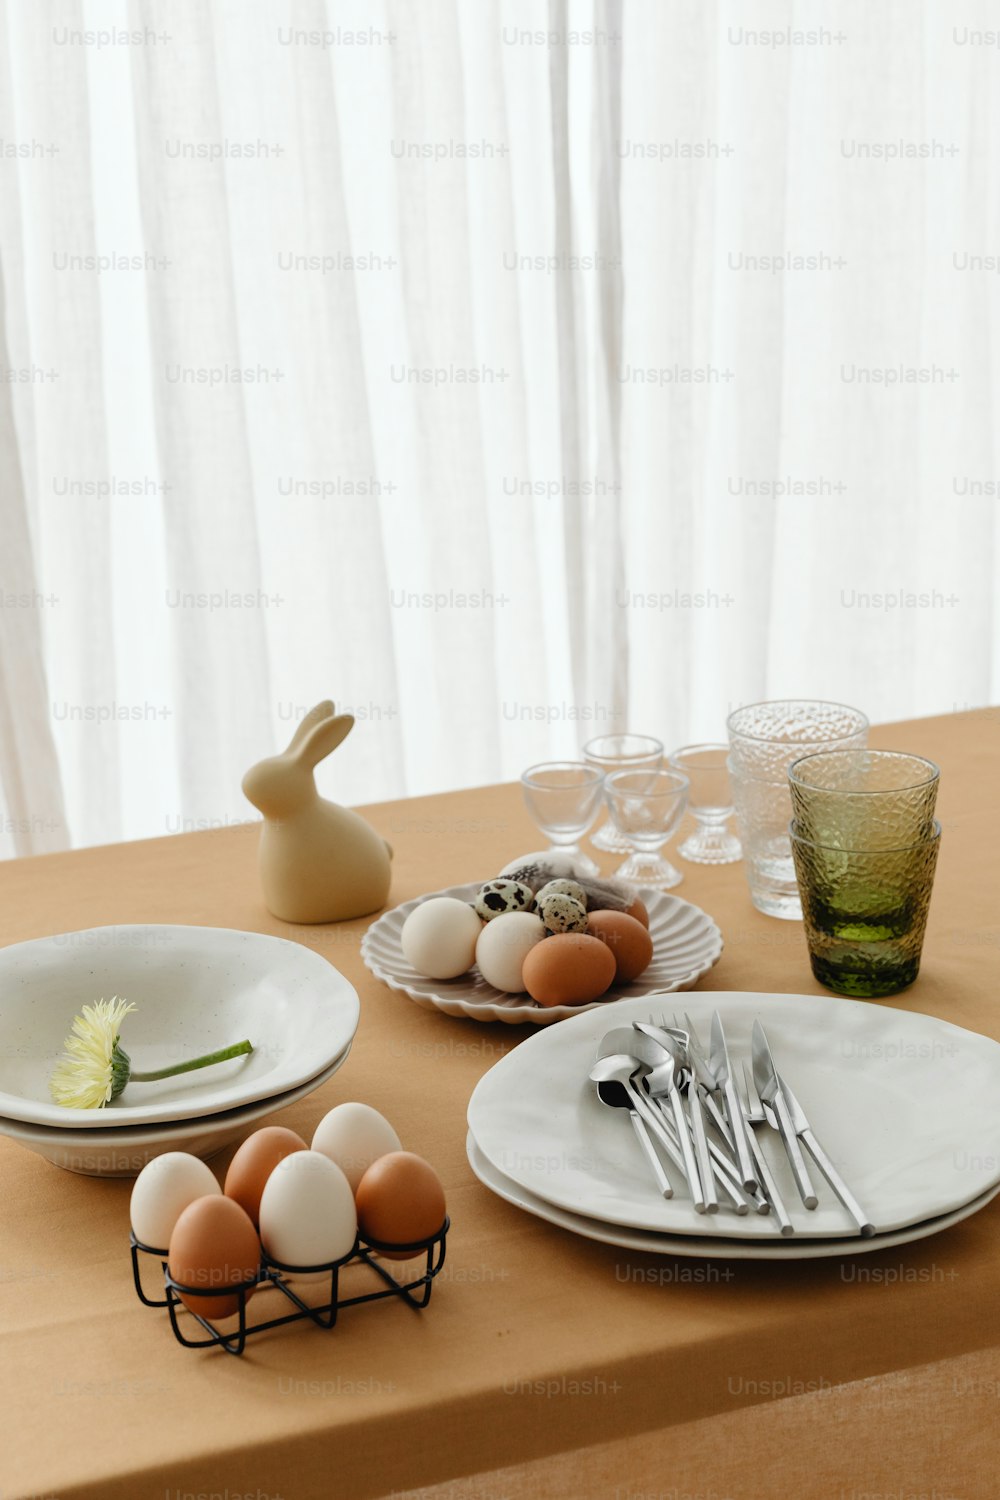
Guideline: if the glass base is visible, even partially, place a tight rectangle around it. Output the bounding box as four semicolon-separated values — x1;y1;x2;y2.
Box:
591;818;630;853
744;841;801;919
679;828;742;865
749;887;803;920
614;853;683;889
809;950;920;998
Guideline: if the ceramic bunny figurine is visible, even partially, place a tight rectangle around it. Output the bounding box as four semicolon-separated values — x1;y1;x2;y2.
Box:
242;700;393;923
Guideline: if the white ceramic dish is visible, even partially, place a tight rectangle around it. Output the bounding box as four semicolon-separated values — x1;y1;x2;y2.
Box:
361;883;722;1024
0;1045;353;1176
0;925;359;1128
466;1132;1000;1261
468;991;1000;1238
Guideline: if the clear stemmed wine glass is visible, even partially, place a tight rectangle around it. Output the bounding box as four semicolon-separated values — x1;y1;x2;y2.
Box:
582;735;664;853
668;743;742;865
520;762;604;878
603;769;690;889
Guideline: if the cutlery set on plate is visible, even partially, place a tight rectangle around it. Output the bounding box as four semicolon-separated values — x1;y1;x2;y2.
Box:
468;991;1000;1259
590;1011;874;1237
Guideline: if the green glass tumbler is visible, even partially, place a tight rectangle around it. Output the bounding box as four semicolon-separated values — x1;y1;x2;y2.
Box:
790;819;941;998
789;749;939;851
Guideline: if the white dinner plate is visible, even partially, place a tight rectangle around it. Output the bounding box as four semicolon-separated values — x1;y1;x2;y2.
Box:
0;925;359;1127
466;1132;1000;1260
361;883;722;1023
0;1045;353;1176
467;991;1000;1238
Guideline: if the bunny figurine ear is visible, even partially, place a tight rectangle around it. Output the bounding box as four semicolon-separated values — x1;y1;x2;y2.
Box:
295;712;355;769
286;700;336;753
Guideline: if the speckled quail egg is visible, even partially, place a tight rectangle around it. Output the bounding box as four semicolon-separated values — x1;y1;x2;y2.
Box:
536;892;588;935
474;879;535;921
535;878;587;911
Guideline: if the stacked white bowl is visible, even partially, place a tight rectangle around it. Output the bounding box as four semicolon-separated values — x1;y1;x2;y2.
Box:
0;926;359;1176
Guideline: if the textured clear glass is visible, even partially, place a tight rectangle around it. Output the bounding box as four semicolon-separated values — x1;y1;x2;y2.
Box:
520;762;604;877
790;820;941;997
603;769;689;889
727;700;868;919
583;734;664;852
789;750;939;850
727;700;869;781
668;743;742;865
729;763;801;918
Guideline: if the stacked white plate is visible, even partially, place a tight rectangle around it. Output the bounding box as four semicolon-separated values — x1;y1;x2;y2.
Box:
467;991;1000;1259
0;926;359;1176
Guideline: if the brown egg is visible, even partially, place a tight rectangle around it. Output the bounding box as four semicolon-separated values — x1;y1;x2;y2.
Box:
625;896;649;929
224;1126;307;1228
586;910;654;983
168;1195;261;1320
355;1151;447;1261
522;932;616;1007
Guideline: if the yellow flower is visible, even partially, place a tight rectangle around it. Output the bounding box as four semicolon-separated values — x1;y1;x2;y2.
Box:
50;998;254;1110
50;996;136;1109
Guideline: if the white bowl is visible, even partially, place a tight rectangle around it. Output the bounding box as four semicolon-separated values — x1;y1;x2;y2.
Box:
0;1045;353;1176
0;925;359;1128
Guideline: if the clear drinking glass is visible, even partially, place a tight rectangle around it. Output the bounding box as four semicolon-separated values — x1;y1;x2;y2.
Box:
789;750;940;850
790;818;941;997
668;743;741;865
728;700;869;780
520;762;604;877
583;735;664;852
729;762;802;918
603;769;689;889
727;700;868;919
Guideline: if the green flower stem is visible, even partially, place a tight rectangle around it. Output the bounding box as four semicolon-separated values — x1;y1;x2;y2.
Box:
128;1039;254;1083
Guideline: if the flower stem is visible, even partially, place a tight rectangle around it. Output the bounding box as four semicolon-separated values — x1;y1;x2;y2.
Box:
129;1039;254;1082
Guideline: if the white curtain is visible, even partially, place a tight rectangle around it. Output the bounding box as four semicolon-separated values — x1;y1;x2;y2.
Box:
1;0;997;857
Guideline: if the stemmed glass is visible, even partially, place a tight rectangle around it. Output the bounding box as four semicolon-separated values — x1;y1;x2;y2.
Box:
668;744;741;865
603;769;689;889
583;735;664;853
520;762;604;878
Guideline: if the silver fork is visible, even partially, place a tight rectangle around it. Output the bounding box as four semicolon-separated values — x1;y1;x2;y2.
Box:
741;1062;795;1236
676;1012;770;1216
634;1016;750;1214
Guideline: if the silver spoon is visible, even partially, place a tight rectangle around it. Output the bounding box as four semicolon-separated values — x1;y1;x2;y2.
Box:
637;1034;717;1215
601;1029;704;1211
588;1068;673;1199
590;1053;690;1192
619;1026;754;1215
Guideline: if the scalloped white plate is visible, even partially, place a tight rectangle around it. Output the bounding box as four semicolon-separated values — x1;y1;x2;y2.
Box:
361;883;722;1024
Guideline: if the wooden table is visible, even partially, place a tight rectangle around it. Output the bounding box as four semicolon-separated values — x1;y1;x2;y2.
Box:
1;710;998;1500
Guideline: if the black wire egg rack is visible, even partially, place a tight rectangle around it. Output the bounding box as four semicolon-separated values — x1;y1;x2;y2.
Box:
130;1218;450;1356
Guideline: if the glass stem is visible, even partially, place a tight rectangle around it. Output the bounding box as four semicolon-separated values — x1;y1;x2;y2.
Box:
129;1039;254;1082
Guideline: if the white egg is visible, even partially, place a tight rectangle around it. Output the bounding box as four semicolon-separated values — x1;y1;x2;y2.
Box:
129;1152;221;1250
258;1150;357;1280
311;1102;402;1193
401;895;482;979
475;912;546;993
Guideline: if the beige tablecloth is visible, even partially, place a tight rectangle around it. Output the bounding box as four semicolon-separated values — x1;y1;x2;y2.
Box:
0;710;997;1500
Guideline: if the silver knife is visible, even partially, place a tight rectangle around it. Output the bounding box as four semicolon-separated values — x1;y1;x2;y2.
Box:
751;1021;818;1209
686;1020;769;1215
778;1073;875;1237
710;1012;758;1192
